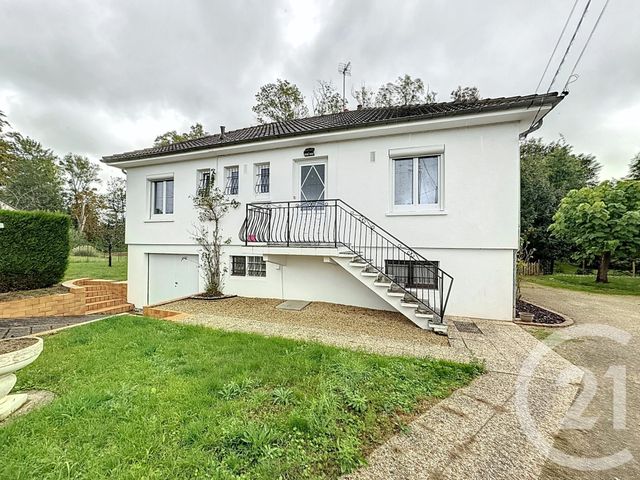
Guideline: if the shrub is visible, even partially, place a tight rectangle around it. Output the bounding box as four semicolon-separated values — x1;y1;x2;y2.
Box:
0;209;71;292
71;245;101;257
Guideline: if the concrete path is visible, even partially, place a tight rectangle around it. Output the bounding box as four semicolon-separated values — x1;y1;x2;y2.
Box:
172;311;581;479
523;283;640;480
0;315;105;339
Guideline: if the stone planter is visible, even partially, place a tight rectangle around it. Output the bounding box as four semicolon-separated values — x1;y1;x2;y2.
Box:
519;312;535;323
0;337;43;420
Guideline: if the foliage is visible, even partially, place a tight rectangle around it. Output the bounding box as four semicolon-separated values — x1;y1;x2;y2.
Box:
0;316;481;478
312;80;344;115
154;123;208;146
375;74;436;107
0;209;70;292
450;86;480;102
59;153;102;235
520;137;601;264
523;274;640;296
192;184;239;295
549;180;640;283
94;177;127;265
64;255;127;281
351;84;375;108
252;79;309;123
0;132;64;211
628;152;640;180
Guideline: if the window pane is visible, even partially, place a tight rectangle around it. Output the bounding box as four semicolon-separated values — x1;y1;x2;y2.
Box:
255;164;270;194
247;256;266;277
165;180;174;214
231;256;246;276
386;261;410;285
418;156;438;205
225;167;239;195
153;181;164;214
394;159;413;205
300;164;325;201
413;263;436;287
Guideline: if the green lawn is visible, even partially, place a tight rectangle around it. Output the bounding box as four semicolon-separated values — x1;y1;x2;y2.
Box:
524;274;640;296
63;255;127;281
0;316;481;479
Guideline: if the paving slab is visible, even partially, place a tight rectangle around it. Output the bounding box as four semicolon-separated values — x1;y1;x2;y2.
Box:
276;299;311;310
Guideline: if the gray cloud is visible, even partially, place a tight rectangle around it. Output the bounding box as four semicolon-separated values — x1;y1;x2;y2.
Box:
1;0;638;179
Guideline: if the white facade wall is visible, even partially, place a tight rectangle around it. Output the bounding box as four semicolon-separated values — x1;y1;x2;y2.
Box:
124;118;525;320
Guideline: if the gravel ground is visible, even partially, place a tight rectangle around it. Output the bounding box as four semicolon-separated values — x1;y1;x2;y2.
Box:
522;283;640;480
163;297;448;346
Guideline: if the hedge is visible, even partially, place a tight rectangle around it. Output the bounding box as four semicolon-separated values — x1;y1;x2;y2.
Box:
0;209;71;292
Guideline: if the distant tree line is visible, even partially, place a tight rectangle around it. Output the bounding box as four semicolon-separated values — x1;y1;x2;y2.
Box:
0;110;126;265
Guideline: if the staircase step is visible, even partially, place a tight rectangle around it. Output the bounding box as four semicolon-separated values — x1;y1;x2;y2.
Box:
85;294;125;303
86;303;134;315
400;301;420;308
349;261;368;268
86;299;122;311
386;290;405;297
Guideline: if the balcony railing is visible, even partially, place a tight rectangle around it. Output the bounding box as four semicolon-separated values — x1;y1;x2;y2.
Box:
239;199;454;323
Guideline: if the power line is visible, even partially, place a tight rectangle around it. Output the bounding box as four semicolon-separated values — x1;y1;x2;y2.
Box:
527;0;592;134
535;0;579;93
563;0;610;91
546;0;592;93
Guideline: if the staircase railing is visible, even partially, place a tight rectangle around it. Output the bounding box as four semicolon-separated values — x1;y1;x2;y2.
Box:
240;199;453;323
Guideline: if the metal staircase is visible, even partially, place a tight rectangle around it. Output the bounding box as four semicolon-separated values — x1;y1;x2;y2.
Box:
240;199;453;334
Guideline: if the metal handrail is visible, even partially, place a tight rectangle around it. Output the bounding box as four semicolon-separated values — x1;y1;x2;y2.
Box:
240;199;453;322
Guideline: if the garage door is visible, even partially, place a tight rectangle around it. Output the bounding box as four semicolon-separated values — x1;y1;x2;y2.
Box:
148;254;200;304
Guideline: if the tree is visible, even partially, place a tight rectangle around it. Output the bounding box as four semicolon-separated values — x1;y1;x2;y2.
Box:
550;180;640;283
0;132;64;211
312;81;344;115
59;153;101;234
628;152;640;180
375;74;436;107
352;84;375;108
95;177;126;267
520;137;601;268
154;123;208;146
192;183;239;296
451;86;480;102
252;79;309;123
0;110;11;184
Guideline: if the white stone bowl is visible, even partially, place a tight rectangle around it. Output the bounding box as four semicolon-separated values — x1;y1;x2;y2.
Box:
0;336;44;420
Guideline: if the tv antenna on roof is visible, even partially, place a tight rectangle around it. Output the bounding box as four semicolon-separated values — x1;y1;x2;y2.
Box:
338;61;351;110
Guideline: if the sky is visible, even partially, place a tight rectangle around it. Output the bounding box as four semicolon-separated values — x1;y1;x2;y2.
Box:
1;0;638;183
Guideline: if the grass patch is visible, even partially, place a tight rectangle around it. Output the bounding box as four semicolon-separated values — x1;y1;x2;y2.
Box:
0;316;481;479
526;327;553;341
523;274;640;296
63;255;127;281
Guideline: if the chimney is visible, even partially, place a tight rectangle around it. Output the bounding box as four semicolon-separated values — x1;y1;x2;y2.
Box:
357;104;363;110
220;125;226;139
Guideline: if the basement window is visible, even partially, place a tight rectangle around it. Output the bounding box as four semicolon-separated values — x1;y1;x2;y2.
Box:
231;256;266;277
385;259;439;289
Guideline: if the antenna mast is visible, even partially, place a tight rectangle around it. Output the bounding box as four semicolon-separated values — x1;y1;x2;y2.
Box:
338;61;351;110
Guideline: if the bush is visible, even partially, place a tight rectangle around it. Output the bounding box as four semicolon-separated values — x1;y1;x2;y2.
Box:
71;245;101;257
0;209;71;292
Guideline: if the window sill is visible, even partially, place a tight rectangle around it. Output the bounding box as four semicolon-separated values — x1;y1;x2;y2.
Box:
145;216;175;223
386;210;447;217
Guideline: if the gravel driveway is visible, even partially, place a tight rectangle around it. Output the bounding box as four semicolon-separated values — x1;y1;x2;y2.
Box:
522;283;640;479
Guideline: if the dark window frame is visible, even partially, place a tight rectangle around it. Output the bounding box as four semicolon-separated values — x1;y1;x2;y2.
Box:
384;259;439;289
231;255;246;276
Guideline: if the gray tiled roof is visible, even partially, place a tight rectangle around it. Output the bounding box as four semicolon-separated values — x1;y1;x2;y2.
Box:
102;92;563;163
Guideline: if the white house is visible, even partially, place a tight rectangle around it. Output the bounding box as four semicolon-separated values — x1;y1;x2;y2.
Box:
102;93;564;333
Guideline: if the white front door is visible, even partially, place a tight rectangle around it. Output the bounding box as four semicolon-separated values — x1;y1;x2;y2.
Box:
148;254;200;304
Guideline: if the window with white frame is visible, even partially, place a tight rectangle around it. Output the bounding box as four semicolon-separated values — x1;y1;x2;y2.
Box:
230;255;266;277
197;168;214;195
254;163;270;194
151;178;174;215
392;155;441;209
224;166;239;195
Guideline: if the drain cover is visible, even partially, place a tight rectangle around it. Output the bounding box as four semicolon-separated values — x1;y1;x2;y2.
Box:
453;321;482;334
